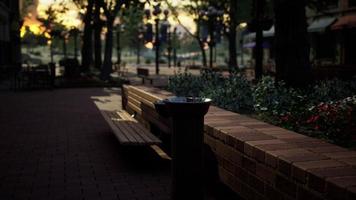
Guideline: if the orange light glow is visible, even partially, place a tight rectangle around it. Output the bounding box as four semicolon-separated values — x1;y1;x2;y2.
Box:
21;17;46;37
145;42;154;49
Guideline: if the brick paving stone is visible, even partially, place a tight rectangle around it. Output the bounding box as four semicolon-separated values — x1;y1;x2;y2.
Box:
0;88;240;200
0;89;171;200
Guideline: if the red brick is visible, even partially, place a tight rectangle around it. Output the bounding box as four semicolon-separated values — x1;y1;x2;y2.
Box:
204;135;216;151
307;167;356;194
310;167;356;179
280;137;320;144
265;153;278;169
256;163;275;184
325;176;356;200
272;133;307;139
244;140;286;161
293;141;331;148
326;177;354;200
218;156;235;174
328;176;356;188
294;159;346;171
235;166;249;182
323;151;356;159
275;174;297;198
297;186;323;200
242;156;256;173
308;146;348;153
265;184;285;200
228;131;275;142
339;158;356;166
257;143;299;151
278;158;293;177
247;173;265;194
218;166;239;191
226;135;245;152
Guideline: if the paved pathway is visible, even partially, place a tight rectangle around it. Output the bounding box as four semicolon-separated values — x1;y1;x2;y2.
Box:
0;88;170;200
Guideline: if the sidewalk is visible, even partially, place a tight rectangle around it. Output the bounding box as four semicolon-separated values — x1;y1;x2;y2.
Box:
0;88;170;200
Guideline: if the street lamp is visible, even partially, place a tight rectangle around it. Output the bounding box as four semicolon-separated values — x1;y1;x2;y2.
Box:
200;6;224;69
145;3;169;75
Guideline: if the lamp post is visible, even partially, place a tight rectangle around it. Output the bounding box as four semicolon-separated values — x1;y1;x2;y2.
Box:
145;3;169;75
116;24;124;66
200;6;224;69
167;24;172;68
172;27;177;67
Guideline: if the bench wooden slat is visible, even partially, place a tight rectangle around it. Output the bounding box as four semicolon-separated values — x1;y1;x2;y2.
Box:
127;101;141;115
112;111;151;144
129;86;161;103
128;90;155;108
117;111;161;143
99;110;161;146
114;120;146;144
127;95;141;109
100;110;131;143
105;111;141;143
117;111;159;141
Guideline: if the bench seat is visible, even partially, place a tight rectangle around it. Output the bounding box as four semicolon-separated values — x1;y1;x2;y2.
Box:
99;109;162;146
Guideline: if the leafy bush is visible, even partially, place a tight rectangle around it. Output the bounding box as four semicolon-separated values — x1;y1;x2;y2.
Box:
309;79;356;104
167;72;203;97
303;96;356;146
168;70;253;113
167;72;356;147
253;76;309;129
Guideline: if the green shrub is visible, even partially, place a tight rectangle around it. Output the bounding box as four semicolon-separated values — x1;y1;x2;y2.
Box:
253;76;308;129
168;70;253;113
167;73;356;147
303;96;356;146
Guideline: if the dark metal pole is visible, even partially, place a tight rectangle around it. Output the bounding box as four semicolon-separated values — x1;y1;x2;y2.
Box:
117;25;121;65
208;17;215;69
173;28;177;67
74;32;78;60
155;18;160;75
63;37;67;59
168;29;172;68
50;37;54;63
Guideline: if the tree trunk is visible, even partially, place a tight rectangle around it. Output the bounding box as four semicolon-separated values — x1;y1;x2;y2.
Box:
9;0;21;69
94;0;102;69
254;0;265;80
81;0;94;72
274;0;311;87
63;37;67;59
101;18;114;80
228;0;238;70
116;24;121;65
198;39;207;67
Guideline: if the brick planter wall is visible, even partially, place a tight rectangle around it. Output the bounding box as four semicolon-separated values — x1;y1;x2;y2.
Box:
204;107;356;200
124;85;356;200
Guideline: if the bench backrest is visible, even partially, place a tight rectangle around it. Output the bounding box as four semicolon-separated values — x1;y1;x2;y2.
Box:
137;68;149;77
122;85;172;134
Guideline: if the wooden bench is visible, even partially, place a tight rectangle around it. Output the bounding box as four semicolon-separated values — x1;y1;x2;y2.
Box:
137;68;153;84
122;85;172;135
98;109;161;146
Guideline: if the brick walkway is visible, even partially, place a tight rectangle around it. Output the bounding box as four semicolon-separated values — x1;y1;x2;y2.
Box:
0;88;170;200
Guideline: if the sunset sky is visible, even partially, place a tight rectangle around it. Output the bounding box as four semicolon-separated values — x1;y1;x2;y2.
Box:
22;0;195;37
